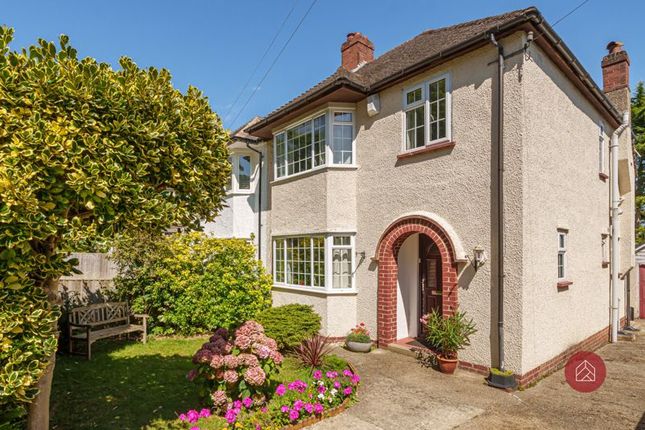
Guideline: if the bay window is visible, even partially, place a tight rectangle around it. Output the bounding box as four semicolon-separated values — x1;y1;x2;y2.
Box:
274;108;355;179
403;74;451;151
273;234;355;291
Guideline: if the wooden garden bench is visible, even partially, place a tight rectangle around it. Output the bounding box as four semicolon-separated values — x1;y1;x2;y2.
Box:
68;302;147;360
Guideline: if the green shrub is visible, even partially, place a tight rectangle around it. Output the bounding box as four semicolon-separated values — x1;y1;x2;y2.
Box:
420;309;477;359
256;304;321;351
112;232;272;335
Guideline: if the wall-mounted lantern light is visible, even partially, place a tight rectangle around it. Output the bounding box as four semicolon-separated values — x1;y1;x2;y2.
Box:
471;246;487;271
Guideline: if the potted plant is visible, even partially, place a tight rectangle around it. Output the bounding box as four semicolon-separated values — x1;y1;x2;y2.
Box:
420;309;476;374
345;322;372;353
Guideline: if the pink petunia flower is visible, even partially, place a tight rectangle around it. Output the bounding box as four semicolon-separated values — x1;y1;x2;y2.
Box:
242;397;253;409
351;374;361;385
275;384;286;396
304;403;314;414
186;410;199;423
281;405;290;413
343;386;353;396
314;403;324;414
198;408;211;418
333;381;341;389
293;399;305;411
343;369;353;377
313;370;323;380
325;371;338;379
289;409;300;421
178;413;187;421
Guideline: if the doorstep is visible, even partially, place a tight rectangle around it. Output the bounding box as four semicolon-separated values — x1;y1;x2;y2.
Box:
386;338;424;358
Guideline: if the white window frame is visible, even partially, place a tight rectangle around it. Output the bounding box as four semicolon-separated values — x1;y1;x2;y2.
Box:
272;233;356;294
598;122;607;175
228;152;256;194
273;106;356;180
401;73;452;152
557;230;567;280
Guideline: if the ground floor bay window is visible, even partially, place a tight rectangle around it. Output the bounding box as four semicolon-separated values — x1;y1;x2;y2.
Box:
272;234;355;292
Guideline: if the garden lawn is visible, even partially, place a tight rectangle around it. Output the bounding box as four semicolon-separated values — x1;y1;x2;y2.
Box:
51;337;205;430
51;338;351;430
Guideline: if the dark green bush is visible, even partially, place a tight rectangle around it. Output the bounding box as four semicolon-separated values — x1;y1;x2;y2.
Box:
112;232;272;335
256;304;321;350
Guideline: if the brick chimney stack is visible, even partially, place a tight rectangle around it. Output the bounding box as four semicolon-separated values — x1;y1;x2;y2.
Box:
341;32;374;71
602;41;630;112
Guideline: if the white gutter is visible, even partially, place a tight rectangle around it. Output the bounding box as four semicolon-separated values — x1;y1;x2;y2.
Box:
610;111;630;343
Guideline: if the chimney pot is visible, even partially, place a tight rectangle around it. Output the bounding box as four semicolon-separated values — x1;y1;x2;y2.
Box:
606;41;624;54
341;32;374;71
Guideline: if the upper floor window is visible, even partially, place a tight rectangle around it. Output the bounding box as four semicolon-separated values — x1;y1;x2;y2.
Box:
274;109;354;179
228;153;255;193
557;230;567;280
403;75;451;151
598;122;606;175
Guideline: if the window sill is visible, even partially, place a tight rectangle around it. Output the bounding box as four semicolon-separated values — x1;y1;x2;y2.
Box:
227;190;255;196
397;140;455;159
272;284;357;296
599;172;608;181
557;280;573;290
271;164;358;185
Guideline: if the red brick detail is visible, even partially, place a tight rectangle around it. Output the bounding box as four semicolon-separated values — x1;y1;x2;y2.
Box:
457;318;626;388
376;217;459;347
341;32;374;71
602;42;630;93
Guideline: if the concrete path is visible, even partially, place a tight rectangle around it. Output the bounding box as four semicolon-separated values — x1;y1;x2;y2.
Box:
311;323;645;430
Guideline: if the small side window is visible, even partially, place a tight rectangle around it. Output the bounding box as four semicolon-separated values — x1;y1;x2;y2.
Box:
557;230;567;280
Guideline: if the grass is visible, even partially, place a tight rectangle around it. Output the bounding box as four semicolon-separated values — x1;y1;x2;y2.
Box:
51;337;349;430
51;337;205;430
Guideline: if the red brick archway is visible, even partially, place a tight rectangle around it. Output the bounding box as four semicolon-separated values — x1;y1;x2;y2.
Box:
376;216;459;346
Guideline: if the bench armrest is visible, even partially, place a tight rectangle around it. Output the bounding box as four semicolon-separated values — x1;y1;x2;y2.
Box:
132;314;148;320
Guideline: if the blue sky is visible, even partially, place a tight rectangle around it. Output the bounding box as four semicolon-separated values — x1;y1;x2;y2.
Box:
2;1;643;131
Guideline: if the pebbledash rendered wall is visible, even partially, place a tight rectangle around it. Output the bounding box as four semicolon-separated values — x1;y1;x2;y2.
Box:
519;42;632;374
267;30;632;376
203;140;270;265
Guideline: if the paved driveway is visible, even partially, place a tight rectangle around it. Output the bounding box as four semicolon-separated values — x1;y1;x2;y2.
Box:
311;322;645;430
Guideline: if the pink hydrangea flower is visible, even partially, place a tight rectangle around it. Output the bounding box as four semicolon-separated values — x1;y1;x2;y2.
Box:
235;334;252;350
313;370;323;380
256;345;271;359
211;390;227;406
186;369;198;382
209;354;224;369
244;366;266;386
223;354;241;369
270;350;284;365
238;353;260;367
223;370;239;384
275;384;286;396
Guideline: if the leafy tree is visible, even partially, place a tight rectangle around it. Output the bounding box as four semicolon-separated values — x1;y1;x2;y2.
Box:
633;82;645;244
0;27;230;429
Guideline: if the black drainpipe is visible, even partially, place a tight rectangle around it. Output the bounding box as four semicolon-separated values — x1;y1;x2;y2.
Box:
246;141;263;261
489;33;506;372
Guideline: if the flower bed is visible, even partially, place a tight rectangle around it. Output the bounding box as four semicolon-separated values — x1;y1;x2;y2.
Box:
169;363;359;430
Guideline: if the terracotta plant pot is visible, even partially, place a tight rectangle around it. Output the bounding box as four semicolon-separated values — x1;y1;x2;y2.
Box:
346;341;372;353
437;355;458;374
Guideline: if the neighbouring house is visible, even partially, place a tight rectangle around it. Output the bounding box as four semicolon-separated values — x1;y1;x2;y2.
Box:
202;117;270;263
215;7;637;387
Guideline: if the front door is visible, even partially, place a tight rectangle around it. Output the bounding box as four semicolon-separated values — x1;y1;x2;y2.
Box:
418;235;442;335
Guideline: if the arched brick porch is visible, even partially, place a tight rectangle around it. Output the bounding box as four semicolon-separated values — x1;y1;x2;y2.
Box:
376;216;459;346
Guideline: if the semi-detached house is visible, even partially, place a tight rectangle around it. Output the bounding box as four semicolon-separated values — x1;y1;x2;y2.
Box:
207;7;637;387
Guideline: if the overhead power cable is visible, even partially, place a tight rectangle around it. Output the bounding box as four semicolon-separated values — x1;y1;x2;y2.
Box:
223;0;299;123
229;0;319;128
